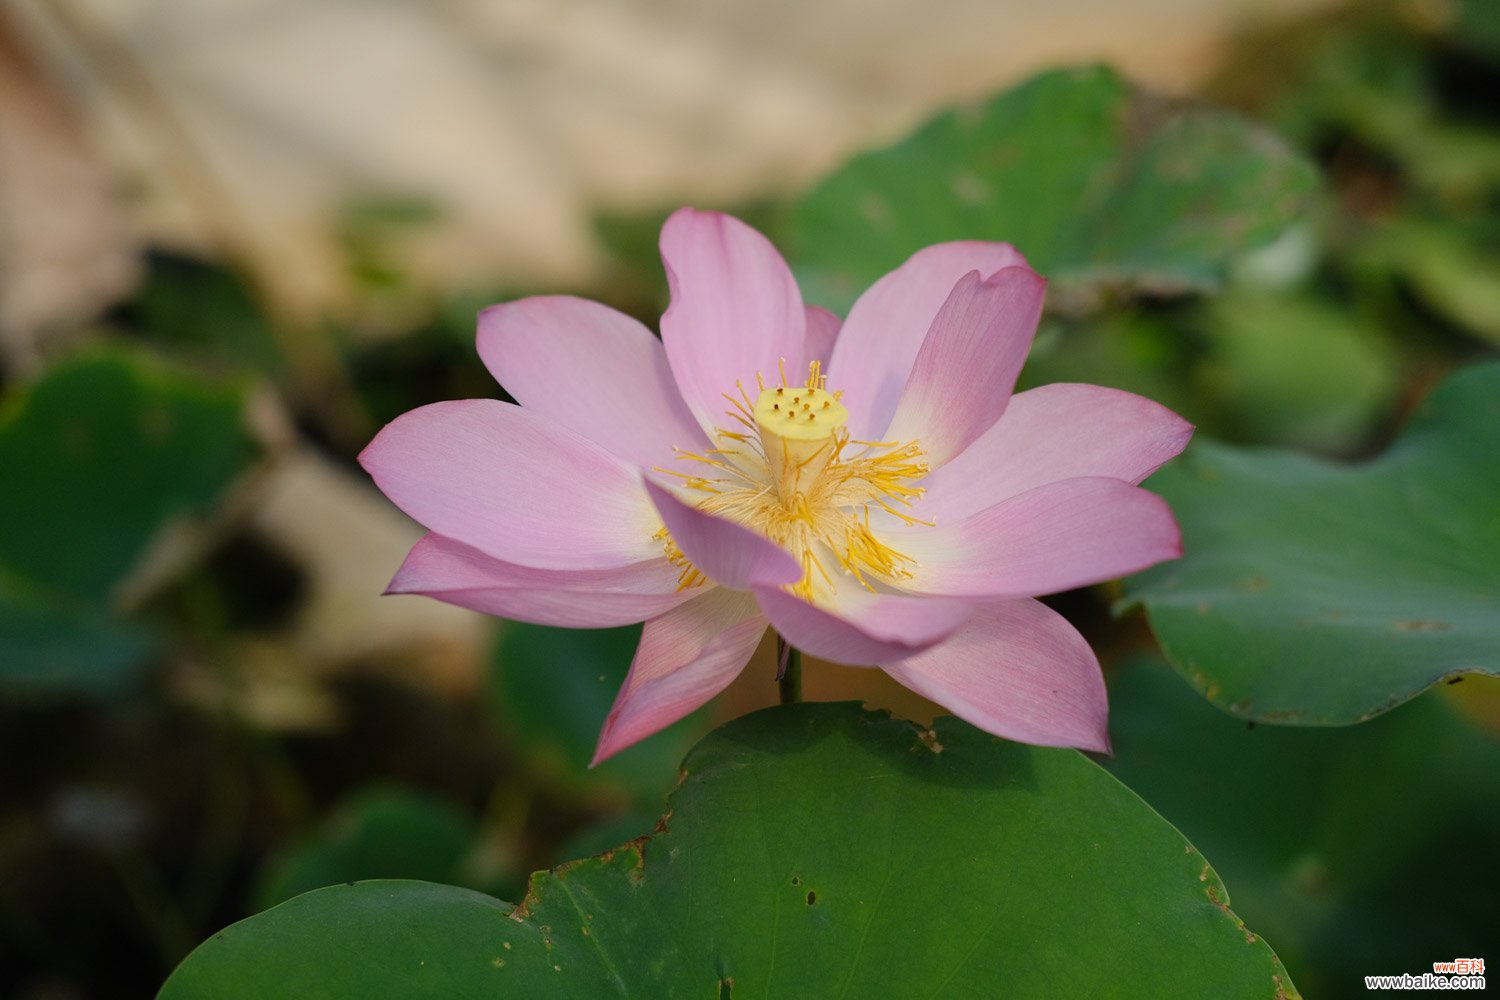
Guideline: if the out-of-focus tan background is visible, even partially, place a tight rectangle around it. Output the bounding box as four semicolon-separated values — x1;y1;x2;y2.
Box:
0;0;1345;723
5;0;1337;331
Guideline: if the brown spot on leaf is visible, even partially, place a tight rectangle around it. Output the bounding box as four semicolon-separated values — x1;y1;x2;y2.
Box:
1205;881;1260;944
1396;620;1449;632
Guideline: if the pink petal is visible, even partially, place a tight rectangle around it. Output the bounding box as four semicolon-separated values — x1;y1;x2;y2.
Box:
659;209;807;434
827;242;1029;439
645;480;802;590
918;383;1193;523
476;296;707;469
893;476;1182;598
802;305;841;368
883;266;1046;467
883;599;1109;752
593;589;767;763
360;399;659;570
754;577;974;666
387;533;694;628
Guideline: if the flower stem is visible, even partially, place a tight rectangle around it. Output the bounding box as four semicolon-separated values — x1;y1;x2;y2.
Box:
775;635;802;704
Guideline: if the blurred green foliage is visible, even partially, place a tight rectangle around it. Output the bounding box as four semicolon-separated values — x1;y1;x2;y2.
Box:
0;351;256;699
0;590;157;698
125;255;283;375
1127;361;1500;723
252;787;483;912
336;194;444;296
787;64;1319;313
0;352;254;600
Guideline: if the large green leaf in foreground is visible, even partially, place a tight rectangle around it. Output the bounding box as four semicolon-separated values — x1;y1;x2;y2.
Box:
1126;361;1500;724
161;704;1296;999
787;65;1318;312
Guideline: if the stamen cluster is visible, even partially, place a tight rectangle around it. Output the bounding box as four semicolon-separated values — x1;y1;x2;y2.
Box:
658;362;931;601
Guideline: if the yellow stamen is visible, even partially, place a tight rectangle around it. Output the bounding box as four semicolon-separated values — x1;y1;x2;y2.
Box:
654;525;707;591
655;361;930;602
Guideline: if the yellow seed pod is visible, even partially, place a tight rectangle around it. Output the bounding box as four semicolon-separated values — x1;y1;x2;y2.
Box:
752;384;848;442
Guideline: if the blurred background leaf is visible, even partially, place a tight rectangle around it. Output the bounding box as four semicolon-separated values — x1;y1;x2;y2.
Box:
0;351;255;600
1453;0;1500;62
0;350;257;700
252;786;489;912
786;64;1319;313
1125;362;1500;723
1019;282;1403;454
0;582;158;698
1351;217;1500;348
121;255;284;376
1187;289;1398;449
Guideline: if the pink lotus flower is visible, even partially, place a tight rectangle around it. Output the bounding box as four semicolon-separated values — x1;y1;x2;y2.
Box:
361;209;1190;762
